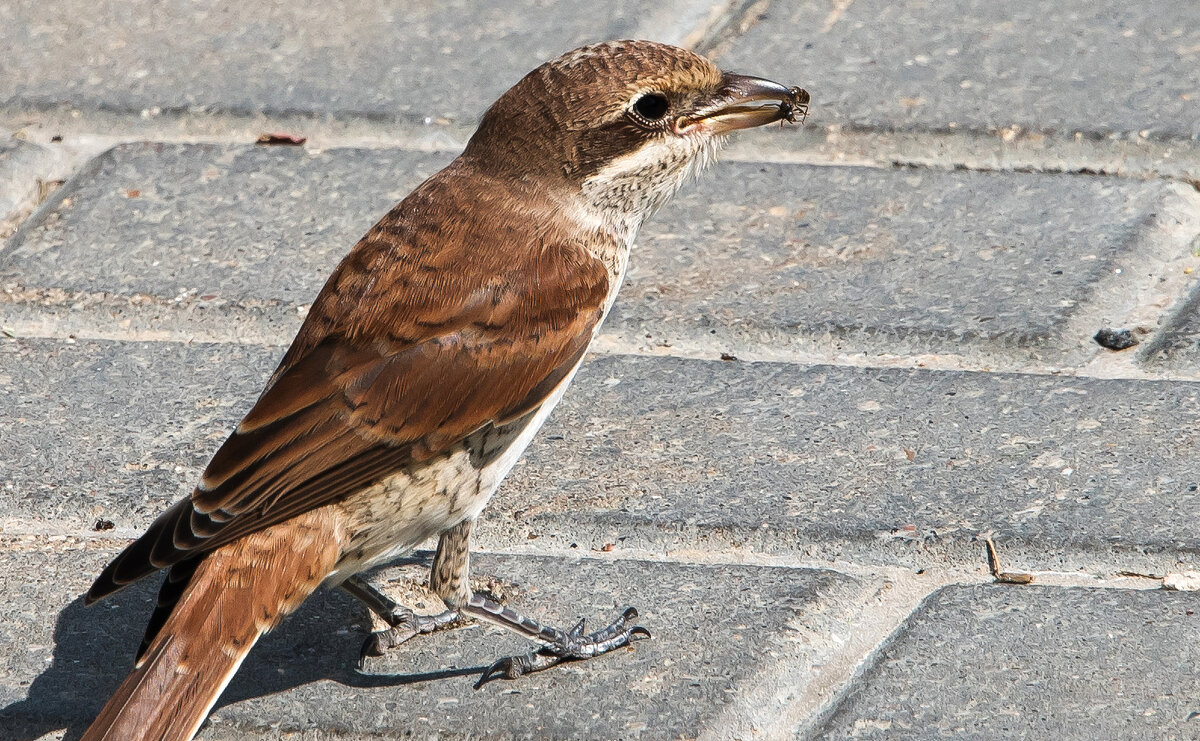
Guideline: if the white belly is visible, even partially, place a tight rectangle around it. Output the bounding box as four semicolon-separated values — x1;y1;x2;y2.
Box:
327;360;583;583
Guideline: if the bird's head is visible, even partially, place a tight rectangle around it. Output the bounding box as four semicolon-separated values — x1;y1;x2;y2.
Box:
463;40;808;234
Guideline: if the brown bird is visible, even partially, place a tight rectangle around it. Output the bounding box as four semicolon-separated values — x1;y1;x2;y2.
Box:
80;39;808;741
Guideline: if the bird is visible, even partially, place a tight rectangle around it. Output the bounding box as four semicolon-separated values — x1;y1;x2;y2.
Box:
79;39;808;741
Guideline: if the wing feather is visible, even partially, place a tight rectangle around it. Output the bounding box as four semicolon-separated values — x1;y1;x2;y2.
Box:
86;169;610;604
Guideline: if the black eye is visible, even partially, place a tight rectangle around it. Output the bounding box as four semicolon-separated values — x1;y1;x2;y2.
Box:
632;93;669;122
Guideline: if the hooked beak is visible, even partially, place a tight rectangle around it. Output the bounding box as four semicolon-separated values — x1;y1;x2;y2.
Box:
680;73;810;134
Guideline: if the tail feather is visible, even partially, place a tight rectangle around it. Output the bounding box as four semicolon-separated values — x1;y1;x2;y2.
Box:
82;509;343;741
138;557;203;661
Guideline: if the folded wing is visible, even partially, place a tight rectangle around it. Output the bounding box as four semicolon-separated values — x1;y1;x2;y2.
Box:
87;185;609;603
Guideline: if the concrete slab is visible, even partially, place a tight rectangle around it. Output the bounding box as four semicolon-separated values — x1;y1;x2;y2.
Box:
6;144;1198;360
0;0;716;124
716;0;1200;141
499;354;1200;570
812;584;1200;740
0;337;267;527
0;138;56;236
3;338;1199;571
0;541;867;739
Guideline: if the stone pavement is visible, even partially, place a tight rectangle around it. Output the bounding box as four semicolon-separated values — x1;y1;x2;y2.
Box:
1;2;1199;739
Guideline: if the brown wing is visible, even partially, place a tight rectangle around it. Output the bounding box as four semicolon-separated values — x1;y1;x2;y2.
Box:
87;171;610;603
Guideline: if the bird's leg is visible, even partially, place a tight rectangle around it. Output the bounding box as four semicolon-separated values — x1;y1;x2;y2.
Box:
430;519;474;608
343;521;475;658
348;518;650;683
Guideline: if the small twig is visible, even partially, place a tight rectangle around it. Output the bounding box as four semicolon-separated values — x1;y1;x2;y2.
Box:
984;537;1034;585
1116;570;1164;580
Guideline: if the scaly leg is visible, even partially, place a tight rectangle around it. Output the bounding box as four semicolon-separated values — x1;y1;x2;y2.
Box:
435;519;649;686
347;519;650;684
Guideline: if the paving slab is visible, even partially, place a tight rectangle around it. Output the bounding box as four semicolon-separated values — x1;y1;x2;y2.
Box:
0;541;869;739
0;337;271;527
717;0;1200;141
616;163;1198;361
3;337;1199;570
811;584;1200;740
1;144;452;310
498;354;1200;570
6;144;1199;360
0;0;715;124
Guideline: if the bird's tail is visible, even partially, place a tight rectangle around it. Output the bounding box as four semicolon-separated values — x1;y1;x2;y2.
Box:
82;510;343;741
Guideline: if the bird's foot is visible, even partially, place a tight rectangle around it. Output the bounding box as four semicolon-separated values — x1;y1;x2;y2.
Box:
341;575;464;662
470;605;650;688
361;607;461;658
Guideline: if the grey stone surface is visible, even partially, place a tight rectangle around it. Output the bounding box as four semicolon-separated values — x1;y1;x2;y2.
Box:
0;337;270;527
4;337;1199;568
6;144;1198;358
0;542;865;739
0;0;714;123
1144;286;1200;371
718;0;1200;140
500;354;1200;567
617;163;1198;358
812;584;1200;739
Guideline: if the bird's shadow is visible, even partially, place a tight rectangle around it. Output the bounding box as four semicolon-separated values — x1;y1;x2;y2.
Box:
0;573;483;741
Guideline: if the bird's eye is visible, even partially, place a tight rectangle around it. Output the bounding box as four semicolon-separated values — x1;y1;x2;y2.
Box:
631;93;669;122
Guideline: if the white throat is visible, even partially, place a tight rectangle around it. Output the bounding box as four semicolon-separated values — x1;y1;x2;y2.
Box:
579;134;720;241
570;133;721;314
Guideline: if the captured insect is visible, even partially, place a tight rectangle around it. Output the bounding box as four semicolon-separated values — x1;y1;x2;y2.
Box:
781;86;811;125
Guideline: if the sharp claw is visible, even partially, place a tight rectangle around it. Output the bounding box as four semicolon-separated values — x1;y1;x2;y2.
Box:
474;657;515;690
621;606;639;621
630;625;652;641
569;617;587;637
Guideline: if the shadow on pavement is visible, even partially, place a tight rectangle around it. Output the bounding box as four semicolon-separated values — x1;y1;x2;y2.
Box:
0;579;479;740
